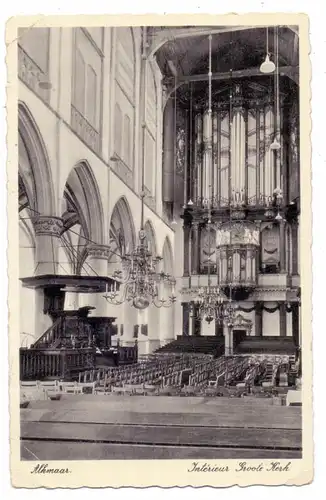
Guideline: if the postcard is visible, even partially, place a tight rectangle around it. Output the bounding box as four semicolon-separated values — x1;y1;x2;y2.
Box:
7;13;312;487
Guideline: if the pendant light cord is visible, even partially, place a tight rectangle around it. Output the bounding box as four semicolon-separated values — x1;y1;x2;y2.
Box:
189;83;193;203
276;26;280;136
228;33;233;305
207;34;213;288
140;27;147;232
172;73;177;221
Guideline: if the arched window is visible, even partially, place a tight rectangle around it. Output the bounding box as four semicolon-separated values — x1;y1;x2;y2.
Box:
116;28;136;103
114;103;122;157
74;49;86;115
123;114;131;166
18;27;50;73
86;65;97;127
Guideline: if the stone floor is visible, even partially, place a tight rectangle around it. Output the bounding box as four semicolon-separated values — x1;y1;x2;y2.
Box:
21;395;302;460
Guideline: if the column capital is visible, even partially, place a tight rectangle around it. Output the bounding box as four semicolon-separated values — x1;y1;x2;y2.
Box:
86;243;111;260
33;216;63;237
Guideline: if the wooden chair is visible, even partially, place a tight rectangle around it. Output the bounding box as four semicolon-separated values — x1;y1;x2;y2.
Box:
133;384;145;395
21;380;40;389
39;380;60;393
79;381;97;394
62;381;81;394
96;375;111;395
111;385;124;395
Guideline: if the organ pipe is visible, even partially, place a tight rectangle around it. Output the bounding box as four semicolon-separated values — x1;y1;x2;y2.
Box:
174;83;286;209
188;83;193;205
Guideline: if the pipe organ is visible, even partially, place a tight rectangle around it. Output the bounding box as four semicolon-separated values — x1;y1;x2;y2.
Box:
216;221;260;300
185;84;284;208
163;76;300;339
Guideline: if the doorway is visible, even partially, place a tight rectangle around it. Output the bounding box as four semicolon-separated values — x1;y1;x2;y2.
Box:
233;329;247;349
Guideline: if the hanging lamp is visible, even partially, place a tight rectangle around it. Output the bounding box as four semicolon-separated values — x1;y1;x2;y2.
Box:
270;26;281;151
260;27;276;74
171;69;178;225
103;28;177;310
187;82;194;206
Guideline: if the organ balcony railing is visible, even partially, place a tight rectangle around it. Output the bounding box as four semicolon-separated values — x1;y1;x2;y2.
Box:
216;220;260;300
217;244;258;300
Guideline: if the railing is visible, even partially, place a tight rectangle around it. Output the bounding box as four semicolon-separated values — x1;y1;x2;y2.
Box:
20;347;96;381
186;194;281;210
32;316;64;349
18;45;51;103
110;154;134;189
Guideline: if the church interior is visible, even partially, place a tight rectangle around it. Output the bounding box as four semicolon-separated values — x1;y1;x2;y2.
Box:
18;25;302;460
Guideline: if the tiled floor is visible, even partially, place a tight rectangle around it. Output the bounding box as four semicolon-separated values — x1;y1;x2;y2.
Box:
21;394;302;460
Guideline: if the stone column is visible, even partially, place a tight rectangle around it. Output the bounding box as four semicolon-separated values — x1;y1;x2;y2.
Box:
279;220;286;273
159;298;175;346
182;302;190;336
78;244;111;316
291;221;299;275
121;301;137;348
224;322;233;356
279;302;287;337
188;302;194;336
191;222;200;274
215;320;223;336
183;224;190;276
34;216;64;275
65;291;79;311
147;304;160;354
255;301;263;336
292;303;299;347
33;216;64;339
162;98;175;203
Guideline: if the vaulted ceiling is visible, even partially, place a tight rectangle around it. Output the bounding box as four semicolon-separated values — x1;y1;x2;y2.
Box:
149;26;299;84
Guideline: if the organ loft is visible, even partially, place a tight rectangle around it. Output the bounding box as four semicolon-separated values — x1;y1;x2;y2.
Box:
162;33;300;354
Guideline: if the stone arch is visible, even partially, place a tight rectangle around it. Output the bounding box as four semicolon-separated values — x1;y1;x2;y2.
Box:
162;236;174;275
18;101;55;216
109;196;136;259
144;220;157;256
62;160;105;245
60;161;105;276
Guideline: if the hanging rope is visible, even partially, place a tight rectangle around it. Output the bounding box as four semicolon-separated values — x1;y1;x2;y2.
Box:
172;71;177;222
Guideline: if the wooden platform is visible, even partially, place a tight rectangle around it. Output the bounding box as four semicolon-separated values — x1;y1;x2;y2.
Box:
21;395;302;460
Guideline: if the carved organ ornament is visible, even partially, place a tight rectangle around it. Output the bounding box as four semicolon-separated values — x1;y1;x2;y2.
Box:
171;80;293;210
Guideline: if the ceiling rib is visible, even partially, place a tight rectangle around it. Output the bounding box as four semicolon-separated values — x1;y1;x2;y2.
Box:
148;25;298;58
148;26;258;57
163;65;299;89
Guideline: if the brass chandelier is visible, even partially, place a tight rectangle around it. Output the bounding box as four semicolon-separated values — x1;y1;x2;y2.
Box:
103;27;177;311
103;198;177;311
190;34;238;327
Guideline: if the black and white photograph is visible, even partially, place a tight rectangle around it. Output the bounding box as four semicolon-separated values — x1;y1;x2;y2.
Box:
8;16;312;487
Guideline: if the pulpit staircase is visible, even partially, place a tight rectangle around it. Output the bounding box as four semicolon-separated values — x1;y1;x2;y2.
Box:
20;313;96;381
31;317;63;349
20;309;138;381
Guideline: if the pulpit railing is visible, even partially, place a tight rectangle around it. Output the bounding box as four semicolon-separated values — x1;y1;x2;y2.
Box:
32;316;64;349
20;347;96;381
